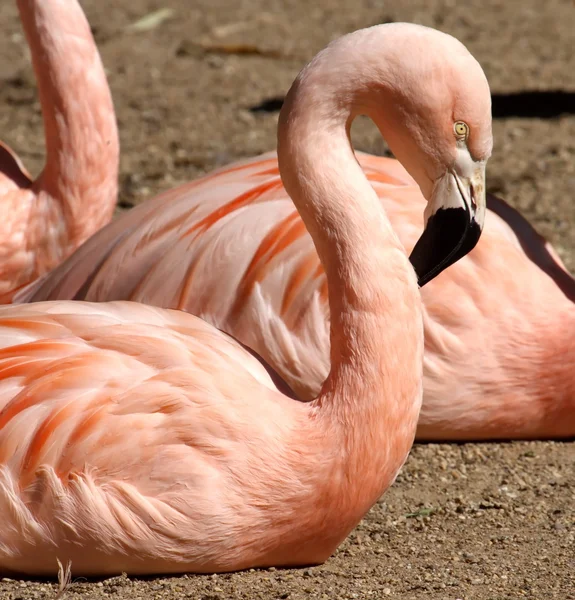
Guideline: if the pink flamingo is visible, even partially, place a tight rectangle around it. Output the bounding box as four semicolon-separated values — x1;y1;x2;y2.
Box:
15;66;574;441
0;24;491;576
0;0;119;303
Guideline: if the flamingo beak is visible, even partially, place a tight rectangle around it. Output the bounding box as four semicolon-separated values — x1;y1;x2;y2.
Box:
408;159;486;287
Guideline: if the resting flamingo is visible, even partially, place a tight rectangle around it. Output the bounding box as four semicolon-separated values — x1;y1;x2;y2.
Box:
0;0;118;303
0;24;491;576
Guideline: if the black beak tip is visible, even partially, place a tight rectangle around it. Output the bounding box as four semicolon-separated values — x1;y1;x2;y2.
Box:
409;207;482;288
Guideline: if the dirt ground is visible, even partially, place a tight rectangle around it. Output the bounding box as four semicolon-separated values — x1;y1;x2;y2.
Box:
0;0;574;598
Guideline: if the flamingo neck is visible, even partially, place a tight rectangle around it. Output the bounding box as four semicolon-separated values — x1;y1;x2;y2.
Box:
17;0;119;246
277;41;424;500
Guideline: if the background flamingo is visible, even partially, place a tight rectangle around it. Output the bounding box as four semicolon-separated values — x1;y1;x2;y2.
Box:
15;49;574;440
0;23;491;576
0;0;119;303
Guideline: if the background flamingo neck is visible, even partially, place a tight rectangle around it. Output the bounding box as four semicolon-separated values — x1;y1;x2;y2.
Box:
277;62;424;494
17;0;119;246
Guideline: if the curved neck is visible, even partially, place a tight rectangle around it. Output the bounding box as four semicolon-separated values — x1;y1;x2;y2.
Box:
17;0;119;242
277;49;424;496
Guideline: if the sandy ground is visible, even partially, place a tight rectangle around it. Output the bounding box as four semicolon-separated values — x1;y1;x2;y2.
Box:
0;0;574;598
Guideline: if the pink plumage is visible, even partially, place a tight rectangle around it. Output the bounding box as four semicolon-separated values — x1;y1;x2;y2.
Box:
18;156;574;440
1;23;492;575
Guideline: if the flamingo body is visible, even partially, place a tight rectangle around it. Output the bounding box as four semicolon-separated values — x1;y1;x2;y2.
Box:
18;152;575;440
0;21;494;575
0;301;354;575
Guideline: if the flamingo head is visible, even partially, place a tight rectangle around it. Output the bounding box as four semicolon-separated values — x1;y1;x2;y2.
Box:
359;23;493;286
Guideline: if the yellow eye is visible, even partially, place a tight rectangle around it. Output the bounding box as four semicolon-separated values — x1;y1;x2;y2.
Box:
454;121;469;139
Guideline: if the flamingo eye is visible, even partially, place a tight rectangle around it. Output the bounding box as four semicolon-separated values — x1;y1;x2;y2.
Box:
454;121;469;140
